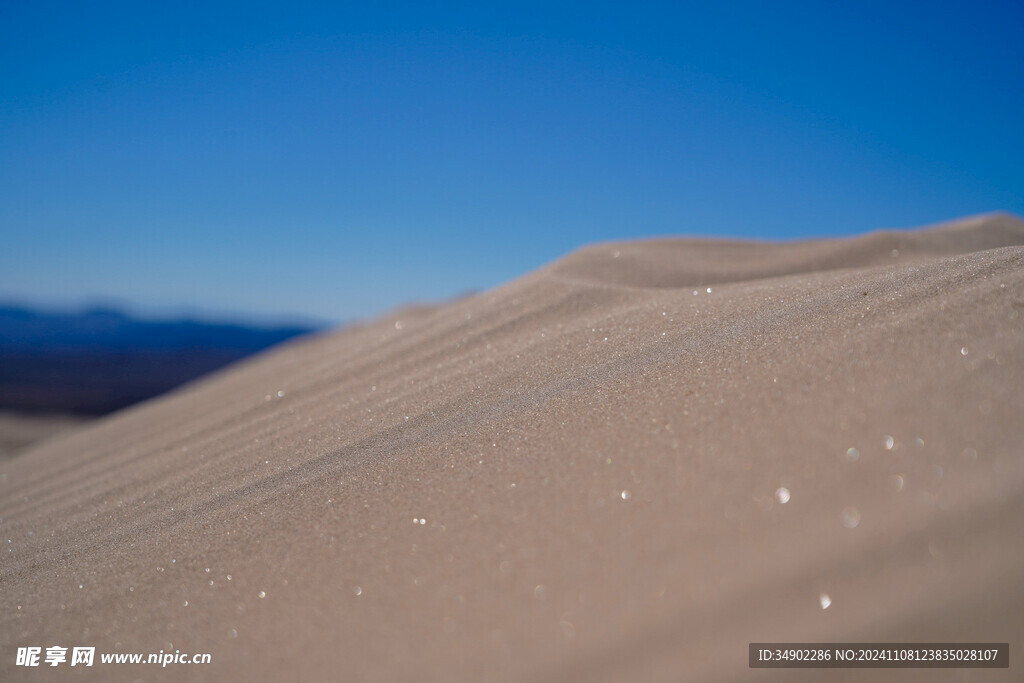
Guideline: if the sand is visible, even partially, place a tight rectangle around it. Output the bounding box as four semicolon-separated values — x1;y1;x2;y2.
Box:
2;212;1023;681
0;412;89;459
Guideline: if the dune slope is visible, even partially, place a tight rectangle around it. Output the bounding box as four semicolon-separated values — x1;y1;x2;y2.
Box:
2;213;1024;681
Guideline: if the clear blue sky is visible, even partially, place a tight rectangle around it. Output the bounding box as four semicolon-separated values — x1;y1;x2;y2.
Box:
2;1;1022;323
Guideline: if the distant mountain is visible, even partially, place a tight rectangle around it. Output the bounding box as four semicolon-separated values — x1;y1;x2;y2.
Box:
0;305;320;415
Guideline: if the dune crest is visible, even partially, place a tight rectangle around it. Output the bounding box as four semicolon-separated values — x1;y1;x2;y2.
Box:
2;213;1023;681
549;212;1024;288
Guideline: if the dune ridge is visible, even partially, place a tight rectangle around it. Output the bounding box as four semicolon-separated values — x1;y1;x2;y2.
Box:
2;213;1023;681
550;212;1024;288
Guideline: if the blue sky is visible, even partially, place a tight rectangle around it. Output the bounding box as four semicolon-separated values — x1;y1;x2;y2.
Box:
2;1;1022;323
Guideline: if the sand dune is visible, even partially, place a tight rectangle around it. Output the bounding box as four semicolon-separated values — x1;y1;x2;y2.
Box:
0;412;88;459
2;213;1023;681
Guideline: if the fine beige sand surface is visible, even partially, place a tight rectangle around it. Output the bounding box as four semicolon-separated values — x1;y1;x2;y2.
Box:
0;412;89;459
2;213;1023;681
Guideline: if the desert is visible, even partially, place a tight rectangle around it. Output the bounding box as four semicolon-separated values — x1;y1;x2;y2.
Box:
2;213;1022;681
